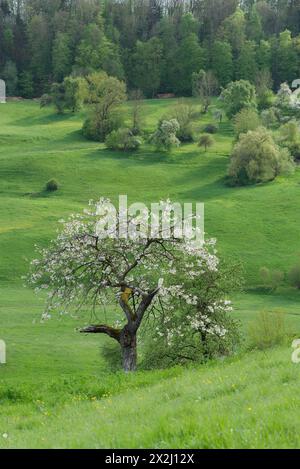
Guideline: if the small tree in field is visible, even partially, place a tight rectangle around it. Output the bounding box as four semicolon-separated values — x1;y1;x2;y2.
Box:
228;127;295;185
28;199;239;372
83;74;127;142
192;69;218;113
199;134;215;152
220;80;257;119
151;119;180;151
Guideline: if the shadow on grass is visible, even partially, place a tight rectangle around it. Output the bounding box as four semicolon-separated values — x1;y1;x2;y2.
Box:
11;111;78;128
23;190;60;199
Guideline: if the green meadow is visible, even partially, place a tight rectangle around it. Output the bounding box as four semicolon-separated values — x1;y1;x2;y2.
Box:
1;99;300;449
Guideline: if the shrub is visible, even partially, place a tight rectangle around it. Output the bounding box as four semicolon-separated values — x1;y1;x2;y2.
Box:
203;123;218;134
288;262;300;289
140;260;243;369
45;179;59;192
40;94;52;108
82;108;122;142
279;120;300;160
220;80;257;119
228;127;295;185
261;108;280;129
169;102;195;142
198;134;215;152
151;119;180;151
259;266;284;291
177;124;194;143
141;313;240;369
248;310;287;350
105;128;142;151
234;108;261;137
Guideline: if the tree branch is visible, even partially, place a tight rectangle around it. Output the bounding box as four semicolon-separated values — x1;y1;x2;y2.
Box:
80;325;121;341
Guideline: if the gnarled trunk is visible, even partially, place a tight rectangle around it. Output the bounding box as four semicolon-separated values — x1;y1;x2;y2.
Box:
119;326;137;372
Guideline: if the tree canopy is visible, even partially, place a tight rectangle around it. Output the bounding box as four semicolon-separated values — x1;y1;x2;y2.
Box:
1;1;300;98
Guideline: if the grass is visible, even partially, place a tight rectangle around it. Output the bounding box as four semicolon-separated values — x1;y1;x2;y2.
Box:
0;99;300;448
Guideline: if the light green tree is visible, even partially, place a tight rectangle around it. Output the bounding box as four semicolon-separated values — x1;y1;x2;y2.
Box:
220;80;257;118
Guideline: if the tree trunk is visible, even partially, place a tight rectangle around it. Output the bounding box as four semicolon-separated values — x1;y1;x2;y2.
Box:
119;326;137;372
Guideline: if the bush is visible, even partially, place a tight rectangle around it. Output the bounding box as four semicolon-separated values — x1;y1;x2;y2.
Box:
259;266;284;291
279;120;300;160
234;108;261;137
105;128;142;151
198;134;215;152
40;94;52;108
261;108;280;129
248;311;287;350
169;102;195;142
45;179;59;192
140;260;243;369
151;119;180;151
82;109;122;142
220;80;257;119
228;127;295;185
203;123;218;134
141;309;240;370
288;262;300;289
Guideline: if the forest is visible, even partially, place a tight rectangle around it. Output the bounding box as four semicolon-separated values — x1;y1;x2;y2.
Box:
1;0;300;98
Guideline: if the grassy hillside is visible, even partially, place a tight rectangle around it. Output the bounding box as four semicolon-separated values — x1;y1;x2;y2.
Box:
0;99;300;448
1;100;300;284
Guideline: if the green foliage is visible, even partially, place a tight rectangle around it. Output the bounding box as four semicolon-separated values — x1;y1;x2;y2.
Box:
50;82;66;114
220;7;246;54
105;128;142;152
18;71;34;99
45;179;59;192
259;267;284;291
141;261;242;369
276;30;298;86
255;70;274;110
75;22;124;80
192;69;218;113
261;108;280;129
236;40;257;83
64;76;88;113
169;102;195;142
40;94;52;108
52;33;72;82
174;33;204;96
3;60;18;96
288;261;300;289
198;134;215;152
82;74;126;142
248;311;287;350
211;40;233;88
131;38;163;98
151;119;180;151
82;107;122;143
2;1;300;102
228;127;295;185
234;108;261;137
129;89;144;135
220;80;257;119
279;121;300;160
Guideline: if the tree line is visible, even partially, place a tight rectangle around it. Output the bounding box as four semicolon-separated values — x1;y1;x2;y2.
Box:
1;0;300;98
